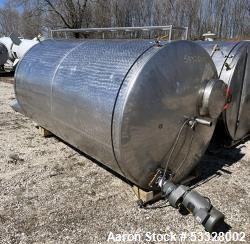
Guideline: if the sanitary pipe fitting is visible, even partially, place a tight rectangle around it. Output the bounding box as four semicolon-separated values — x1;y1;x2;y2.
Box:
159;179;225;233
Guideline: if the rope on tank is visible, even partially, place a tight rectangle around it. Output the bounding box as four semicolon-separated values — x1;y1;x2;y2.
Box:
142;118;195;210
161;116;212;186
171;128;195;177
115;117;196;205
161;119;190;191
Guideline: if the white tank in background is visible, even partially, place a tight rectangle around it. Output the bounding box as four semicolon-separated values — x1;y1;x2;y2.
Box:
0;33;41;72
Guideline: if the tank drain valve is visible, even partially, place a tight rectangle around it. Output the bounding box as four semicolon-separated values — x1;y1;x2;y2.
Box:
188;118;212;129
158;179;225;232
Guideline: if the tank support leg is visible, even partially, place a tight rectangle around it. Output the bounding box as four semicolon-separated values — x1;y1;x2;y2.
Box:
132;186;161;205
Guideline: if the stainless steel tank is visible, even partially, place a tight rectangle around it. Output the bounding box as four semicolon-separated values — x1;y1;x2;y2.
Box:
14;39;227;190
198;41;250;142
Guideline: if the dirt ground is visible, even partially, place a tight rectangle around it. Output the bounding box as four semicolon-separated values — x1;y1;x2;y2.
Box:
0;81;249;244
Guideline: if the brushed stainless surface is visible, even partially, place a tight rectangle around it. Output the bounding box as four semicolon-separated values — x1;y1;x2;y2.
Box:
15;39;220;189
15;39;155;175
199;41;250;141
112;41;219;186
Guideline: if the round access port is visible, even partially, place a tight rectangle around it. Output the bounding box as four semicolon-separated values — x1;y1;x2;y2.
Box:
199;79;227;119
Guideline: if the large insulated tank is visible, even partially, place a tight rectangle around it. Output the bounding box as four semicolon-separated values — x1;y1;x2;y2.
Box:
0;36;39;72
199;41;250;142
13;39;227;190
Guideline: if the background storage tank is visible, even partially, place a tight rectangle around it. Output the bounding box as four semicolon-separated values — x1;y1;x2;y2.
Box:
13;39;227;190
0;34;39;72
198;41;250;143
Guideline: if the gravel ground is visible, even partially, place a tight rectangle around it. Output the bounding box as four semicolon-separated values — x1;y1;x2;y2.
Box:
0;81;249;244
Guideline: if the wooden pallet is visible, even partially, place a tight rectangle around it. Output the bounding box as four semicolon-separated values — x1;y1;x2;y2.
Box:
132;186;162;205
38;126;53;137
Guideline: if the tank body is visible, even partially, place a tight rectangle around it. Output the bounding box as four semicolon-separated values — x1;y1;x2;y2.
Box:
14;39;224;190
199;41;250;141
